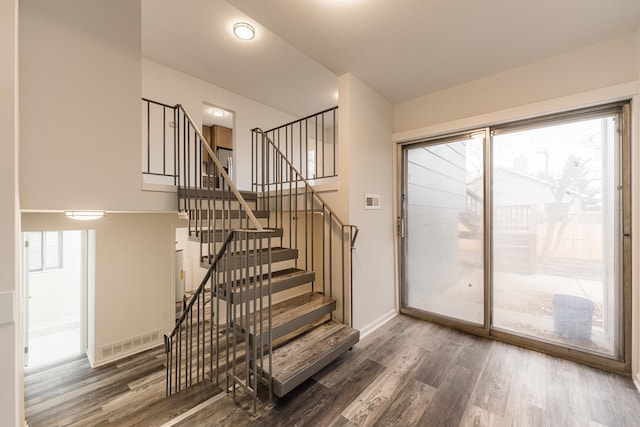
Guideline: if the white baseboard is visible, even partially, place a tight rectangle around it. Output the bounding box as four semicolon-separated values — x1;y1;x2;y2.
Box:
86;348;95;367
359;309;397;339
634;372;640;394
89;339;162;368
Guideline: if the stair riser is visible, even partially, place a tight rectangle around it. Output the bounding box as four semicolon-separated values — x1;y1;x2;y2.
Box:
200;248;298;269
189;228;283;243
189;210;269;220
270;330;359;397
221;271;316;305
179;188;258;201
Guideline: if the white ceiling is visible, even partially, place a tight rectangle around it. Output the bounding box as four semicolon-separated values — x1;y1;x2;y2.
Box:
201;103;233;128
143;0;640;118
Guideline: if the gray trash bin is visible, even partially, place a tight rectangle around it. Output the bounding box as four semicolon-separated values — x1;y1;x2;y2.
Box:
552;294;593;340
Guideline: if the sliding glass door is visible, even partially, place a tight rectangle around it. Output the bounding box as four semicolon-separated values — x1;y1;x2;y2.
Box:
400;102;629;367
402;134;485;325
492;114;622;358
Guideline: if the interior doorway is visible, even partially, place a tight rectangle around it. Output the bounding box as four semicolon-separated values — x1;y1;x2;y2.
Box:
24;230;89;368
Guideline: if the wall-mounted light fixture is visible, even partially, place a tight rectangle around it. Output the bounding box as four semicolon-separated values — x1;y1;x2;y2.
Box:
233;22;255;40
65;211;106;220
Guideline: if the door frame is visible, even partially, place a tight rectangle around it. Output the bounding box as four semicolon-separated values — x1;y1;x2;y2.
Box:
22;230;90;367
396;101;632;374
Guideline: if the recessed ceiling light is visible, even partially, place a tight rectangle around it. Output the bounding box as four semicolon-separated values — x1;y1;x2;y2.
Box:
212;109;226;117
233;22;255;41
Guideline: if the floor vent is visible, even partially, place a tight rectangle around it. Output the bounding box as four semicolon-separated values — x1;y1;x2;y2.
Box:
101;329;162;359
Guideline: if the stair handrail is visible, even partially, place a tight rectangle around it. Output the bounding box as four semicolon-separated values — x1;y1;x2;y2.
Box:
178;104;264;232
252;127;359;248
165;231;234;340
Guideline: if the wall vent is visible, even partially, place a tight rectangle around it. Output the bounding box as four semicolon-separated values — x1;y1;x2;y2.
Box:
101;329;162;359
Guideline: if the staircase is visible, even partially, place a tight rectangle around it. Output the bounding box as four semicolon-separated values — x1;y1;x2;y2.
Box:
147;100;359;412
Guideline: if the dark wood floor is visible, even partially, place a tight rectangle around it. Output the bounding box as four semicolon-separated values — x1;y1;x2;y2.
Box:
24;315;640;426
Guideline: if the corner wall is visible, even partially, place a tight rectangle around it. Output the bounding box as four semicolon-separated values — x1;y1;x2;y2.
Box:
0;0;22;425
19;0;178;212
338;73;396;333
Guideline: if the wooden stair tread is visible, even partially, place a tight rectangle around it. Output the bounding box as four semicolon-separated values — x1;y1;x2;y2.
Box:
190;228;283;243
237;292;335;342
259;320;360;397
190;209;269;220
221;268;315;304
200;247;298;268
179;187;257;201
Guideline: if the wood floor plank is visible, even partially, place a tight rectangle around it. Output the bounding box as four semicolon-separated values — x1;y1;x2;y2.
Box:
372;379;436;427
417;364;476;427
412;335;464;388
24;315;640;427
470;341;516;418
250;358;386;427
341;343;427;426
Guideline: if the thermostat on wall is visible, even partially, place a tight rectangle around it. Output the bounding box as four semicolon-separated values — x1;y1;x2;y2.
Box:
364;194;381;210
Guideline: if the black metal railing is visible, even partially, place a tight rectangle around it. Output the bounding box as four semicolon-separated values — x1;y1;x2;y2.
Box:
253;106;338;184
153;99;271;411
252;127;358;326
147;98;357;411
142;98;178;184
164;230;273;414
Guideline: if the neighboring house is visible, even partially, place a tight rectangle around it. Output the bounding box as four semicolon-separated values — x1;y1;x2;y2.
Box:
2;1;640;426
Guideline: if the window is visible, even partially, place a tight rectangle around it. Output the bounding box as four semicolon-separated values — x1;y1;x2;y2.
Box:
308;148;316;180
28;231;63;272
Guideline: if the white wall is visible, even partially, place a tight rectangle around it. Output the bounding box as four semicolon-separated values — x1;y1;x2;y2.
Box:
19;0;178;212
338;73;396;333
0;0;23;425
142;59;298;191
22;213;183;366
395;34;638;134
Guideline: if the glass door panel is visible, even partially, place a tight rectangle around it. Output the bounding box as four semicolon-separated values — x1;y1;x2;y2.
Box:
491;116;621;358
403;136;484;325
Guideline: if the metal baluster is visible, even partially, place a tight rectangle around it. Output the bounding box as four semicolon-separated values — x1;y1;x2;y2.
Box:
267;239;273;404
146;101;151;174
322;205;326;296
173;107;178;185
231;236;237;399
225;239;231;393
329;211;333;304
196;286;200;382
162;105;167;176
164;335;170;396
322;112;325;178
342;226;346;323
333;108;336;177
177;322;181;391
